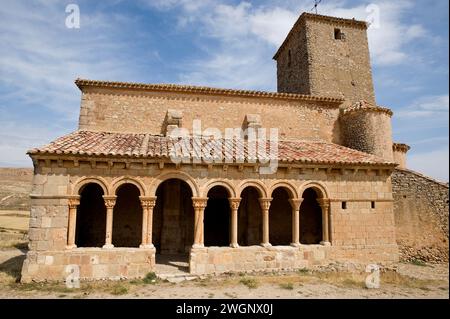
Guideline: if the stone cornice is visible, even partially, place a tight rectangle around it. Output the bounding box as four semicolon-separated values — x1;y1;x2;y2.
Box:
392;143;411;153
75;78;344;104
28;153;398;170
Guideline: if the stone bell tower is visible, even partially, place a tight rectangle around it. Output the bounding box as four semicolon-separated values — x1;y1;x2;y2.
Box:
273;12;376;105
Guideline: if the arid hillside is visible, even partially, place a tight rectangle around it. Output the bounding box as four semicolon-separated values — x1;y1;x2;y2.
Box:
0;168;33;211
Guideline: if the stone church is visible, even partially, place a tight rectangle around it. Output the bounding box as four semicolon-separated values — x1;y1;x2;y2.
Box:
21;12;434;282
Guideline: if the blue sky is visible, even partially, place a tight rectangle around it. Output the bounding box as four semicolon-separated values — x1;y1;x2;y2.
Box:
0;0;448;181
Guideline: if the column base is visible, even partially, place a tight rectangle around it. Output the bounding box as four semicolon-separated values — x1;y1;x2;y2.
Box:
260;243;272;248
192;244;204;249
139;244;155;249
102;244;114;249
230;243;239;248
65;244;77;250
290;243;301;247
320;241;331;246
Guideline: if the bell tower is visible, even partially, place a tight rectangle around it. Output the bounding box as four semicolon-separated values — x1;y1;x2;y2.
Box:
273;13;376;105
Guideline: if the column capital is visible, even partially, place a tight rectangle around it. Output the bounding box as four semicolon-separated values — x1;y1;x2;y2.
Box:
228;198;241;210
102;195;117;209
68;197;80;209
139;196;157;208
192;197;208;209
288;198;303;210
317;198;330;209
258;198;272;211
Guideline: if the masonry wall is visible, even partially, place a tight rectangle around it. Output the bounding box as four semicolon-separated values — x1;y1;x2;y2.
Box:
392;169;449;263
276;19;311;95
78;88;342;144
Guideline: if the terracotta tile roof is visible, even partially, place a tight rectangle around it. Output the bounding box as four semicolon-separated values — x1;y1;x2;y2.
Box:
28;131;396;167
74;79;344;104
342;100;393;116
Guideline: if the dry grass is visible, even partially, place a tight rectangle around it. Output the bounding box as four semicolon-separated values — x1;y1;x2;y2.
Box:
239;277;259;289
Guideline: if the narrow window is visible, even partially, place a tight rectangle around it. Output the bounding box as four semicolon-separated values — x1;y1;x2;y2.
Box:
334;28;344;40
342;201;347;210
371;201;376;209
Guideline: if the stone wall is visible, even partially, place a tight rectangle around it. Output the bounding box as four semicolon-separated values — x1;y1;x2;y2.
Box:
21;248;155;282
190;245;330;275
340;111;394;161
392;169;449;263
276;18;311;95
78;88;342;144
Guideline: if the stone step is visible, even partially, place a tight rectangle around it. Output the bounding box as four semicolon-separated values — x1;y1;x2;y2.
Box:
157;273;199;283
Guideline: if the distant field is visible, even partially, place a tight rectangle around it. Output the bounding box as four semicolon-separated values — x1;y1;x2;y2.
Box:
0;210;30;232
0;168;33;211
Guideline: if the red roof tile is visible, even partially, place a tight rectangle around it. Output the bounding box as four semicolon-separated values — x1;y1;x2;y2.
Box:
28;131;396;167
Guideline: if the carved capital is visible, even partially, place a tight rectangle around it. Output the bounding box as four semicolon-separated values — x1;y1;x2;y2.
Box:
192;197;208;209
68;196;80;209
258;198;272;211
288;198;303;210
102;195;117;209
228;198;241;211
139;196;157;209
317;198;330;210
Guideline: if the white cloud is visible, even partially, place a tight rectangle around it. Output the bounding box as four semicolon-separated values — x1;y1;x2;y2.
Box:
408;147;449;182
396;95;449;118
144;0;431;91
0;1;140;118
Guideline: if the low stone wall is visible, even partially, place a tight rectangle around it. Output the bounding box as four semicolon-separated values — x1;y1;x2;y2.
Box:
328;244;399;264
392;169;449;263
189;245;331;275
21;247;155;282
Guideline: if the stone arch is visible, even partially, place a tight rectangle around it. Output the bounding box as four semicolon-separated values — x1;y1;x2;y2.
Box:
149;171;200;197
298;181;329;199
269;181;298;199
72;176;109;196
111;176;147;196
237;180;268;198
202;180;236;198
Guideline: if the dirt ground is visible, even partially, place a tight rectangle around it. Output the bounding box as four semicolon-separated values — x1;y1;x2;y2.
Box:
0;247;448;299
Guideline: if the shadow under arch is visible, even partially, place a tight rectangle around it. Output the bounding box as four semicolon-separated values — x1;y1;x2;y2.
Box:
150;171;199;198
299;187;323;244
75;182;106;247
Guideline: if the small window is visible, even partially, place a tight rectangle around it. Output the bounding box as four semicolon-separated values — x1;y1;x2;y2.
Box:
334;28;345;40
371;201;376;209
342;201;347;210
288;50;292;67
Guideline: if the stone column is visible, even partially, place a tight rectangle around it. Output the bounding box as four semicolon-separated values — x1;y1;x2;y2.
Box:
102;195;117;249
318;198;331;246
139;196;157;249
258;198;272;247
192;197;208;248
228;198;241;248
289;198;303;247
66;197;80;249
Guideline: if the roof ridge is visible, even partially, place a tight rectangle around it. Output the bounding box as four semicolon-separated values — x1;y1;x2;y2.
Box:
74;78;345;104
